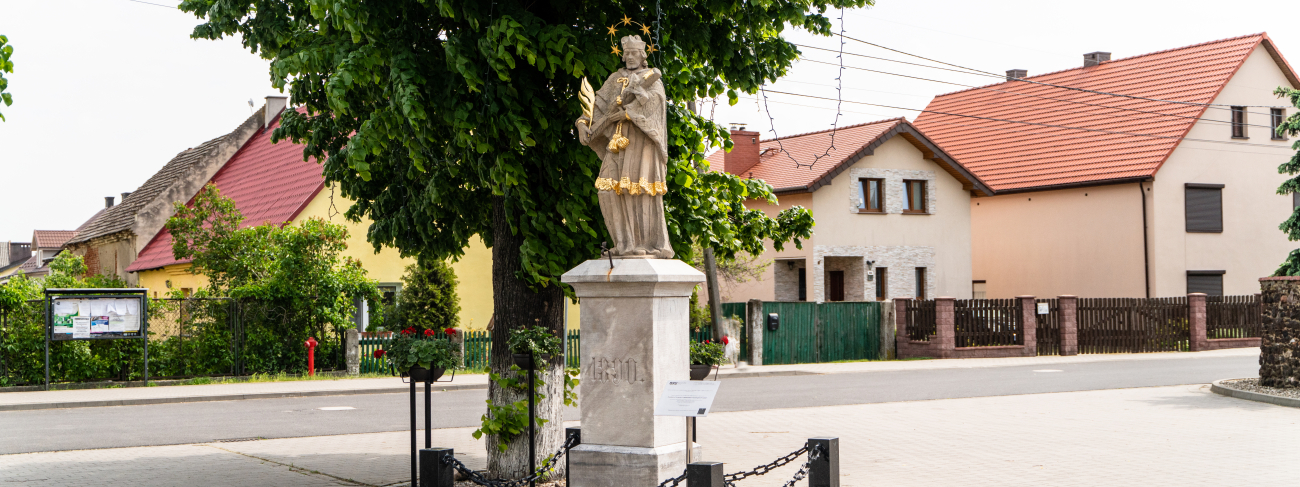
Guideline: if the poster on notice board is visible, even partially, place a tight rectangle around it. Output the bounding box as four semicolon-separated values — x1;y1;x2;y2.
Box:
50;296;142;340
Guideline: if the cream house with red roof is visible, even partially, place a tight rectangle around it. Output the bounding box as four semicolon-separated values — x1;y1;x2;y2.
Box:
707;119;991;303
915;33;1300;298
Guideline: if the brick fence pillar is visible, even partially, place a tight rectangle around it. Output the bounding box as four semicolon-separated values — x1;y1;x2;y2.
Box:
1018;296;1036;356
894;298;910;351
1188;293;1208;352
1058;295;1078;356
934;297;955;359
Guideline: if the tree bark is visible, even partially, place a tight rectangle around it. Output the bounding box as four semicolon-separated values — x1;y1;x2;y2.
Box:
487;195;567;479
703;247;724;341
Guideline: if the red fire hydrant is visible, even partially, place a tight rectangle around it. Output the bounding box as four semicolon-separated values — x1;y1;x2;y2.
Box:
304;337;318;376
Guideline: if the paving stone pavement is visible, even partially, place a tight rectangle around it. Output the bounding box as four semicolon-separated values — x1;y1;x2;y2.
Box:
3;383;1296;486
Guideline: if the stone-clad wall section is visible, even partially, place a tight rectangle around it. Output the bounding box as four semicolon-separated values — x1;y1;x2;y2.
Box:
1259;277;1300;388
846;168;939;215
813;245;934;303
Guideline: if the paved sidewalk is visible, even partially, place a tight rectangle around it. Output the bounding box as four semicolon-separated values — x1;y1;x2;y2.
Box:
2;382;1295;486
0;348;1257;411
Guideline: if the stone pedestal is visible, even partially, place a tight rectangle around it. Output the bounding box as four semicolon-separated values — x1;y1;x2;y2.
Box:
561;258;705;486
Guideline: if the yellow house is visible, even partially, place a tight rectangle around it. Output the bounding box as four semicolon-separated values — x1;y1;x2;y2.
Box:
126;103;494;330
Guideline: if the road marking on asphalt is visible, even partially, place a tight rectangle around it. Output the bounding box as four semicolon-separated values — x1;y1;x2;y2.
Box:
317;407;356;411
1033;370;1064;373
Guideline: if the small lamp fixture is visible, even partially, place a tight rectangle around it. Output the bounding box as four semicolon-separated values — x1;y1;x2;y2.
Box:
865;260;876;268
786;260;795;270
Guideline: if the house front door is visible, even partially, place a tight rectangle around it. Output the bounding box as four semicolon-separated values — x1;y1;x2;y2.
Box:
829;271;845;302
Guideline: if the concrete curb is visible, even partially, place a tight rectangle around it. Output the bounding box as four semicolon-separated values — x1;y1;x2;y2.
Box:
1210;379;1300;409
0;382;489;412
1;369;818;411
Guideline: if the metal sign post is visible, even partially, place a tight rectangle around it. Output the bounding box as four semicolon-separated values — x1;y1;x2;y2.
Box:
655;380;721;465
43;288;149;391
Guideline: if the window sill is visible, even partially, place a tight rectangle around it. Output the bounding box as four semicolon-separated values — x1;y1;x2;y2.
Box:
1186;229;1223;234
1273;137;1289;141
901;211;931;215
857;209;885;214
1231;136;1250;140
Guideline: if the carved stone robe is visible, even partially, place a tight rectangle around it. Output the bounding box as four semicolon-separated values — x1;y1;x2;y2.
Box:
583;66;674;258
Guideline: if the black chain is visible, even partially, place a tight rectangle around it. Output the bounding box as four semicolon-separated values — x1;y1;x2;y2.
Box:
723;443;810;482
442;435;578;487
657;470;687;487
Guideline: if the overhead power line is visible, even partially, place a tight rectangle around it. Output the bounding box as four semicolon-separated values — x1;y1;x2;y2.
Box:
799;57;1280;131
124;0;177;8
838;34;1292;112
760;89;1293;150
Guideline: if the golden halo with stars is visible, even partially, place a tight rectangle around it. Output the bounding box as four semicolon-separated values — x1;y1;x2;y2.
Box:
606;15;658;57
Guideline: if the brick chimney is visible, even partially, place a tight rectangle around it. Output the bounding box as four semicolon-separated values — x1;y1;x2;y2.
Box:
1083;52;1111;67
1006;69;1027;81
724;123;762;176
120;192;131;204
104;196;115;208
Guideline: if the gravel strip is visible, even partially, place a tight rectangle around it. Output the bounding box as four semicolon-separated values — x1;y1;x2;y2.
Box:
1219;378;1300;399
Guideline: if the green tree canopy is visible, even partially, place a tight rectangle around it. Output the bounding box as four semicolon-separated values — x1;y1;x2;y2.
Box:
1273;87;1300;275
0;34;13;121
395;260;462;333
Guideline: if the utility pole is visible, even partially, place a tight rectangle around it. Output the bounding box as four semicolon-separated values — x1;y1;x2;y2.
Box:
687;100;726;341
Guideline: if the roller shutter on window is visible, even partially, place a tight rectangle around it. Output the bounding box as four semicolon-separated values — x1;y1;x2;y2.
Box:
1185;184;1223;233
1187;271;1224;296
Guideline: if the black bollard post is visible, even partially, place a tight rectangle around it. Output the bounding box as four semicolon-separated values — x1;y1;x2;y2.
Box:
565;427;581;486
410;376;417;487
527;355;536;487
424;375;432;449
686;462;724;487
808;437;839;487
420;448;455;487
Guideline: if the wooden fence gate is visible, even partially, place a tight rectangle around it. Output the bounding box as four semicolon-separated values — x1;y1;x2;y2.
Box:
1077;297;1189;353
761;301;881;365
1035;298;1061;356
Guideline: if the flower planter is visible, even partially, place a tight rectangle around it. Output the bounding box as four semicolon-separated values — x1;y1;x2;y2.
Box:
689;364;713;381
408;365;446;382
513;353;537;370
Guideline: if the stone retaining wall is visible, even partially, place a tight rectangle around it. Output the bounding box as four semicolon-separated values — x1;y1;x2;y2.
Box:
1259;277;1300;388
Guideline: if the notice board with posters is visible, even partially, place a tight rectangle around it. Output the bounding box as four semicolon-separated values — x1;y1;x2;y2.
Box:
43;288;150;389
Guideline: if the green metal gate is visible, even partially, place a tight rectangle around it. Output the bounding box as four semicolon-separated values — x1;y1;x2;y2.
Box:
761;302;880;365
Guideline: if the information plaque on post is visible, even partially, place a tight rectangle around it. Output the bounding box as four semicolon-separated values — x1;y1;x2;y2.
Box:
655;380;721;417
43;288;150;390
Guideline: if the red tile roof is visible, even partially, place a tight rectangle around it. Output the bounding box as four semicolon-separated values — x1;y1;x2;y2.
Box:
126;111;325;273
706;118;990;195
33;230;76;249
913;33;1299;193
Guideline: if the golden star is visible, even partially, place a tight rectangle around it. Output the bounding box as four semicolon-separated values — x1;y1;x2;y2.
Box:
606;24;618;36
639;23;651;35
647;44;658;53
621;14;632;26
611;45;622;55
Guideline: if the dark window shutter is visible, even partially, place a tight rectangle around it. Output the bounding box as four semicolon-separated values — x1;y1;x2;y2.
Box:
1187;272;1224;296
1185;186;1222;233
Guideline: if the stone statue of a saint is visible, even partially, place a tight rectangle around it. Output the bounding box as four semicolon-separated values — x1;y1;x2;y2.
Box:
575;35;674;259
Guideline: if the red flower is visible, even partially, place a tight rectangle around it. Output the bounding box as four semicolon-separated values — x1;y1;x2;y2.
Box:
401;327;415;336
373;349;386;358
722;336;730;345
444;328;457;336
703;339;710;344
424;329;436;337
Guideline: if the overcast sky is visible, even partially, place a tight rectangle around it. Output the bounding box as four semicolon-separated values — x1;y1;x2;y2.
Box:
1;0;1297;242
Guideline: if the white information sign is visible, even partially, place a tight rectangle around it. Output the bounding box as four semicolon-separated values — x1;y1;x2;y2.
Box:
72;317;92;339
654;380;721;417
1037;303;1049;315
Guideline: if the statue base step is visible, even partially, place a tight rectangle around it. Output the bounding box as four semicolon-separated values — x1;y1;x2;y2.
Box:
568;442;702;487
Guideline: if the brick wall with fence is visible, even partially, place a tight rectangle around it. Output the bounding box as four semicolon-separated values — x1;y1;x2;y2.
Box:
895;293;1262;359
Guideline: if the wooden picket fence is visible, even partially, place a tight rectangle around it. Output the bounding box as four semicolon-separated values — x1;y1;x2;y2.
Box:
905;299;936;341
1205;294;1262;339
953;299;1021;347
1035;298;1062;356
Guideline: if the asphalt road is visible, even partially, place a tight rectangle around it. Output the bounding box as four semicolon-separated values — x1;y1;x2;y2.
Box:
0;355;1257;454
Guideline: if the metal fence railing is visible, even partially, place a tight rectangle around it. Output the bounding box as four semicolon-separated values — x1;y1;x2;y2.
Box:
953;298;1022;347
1206;294;1262;339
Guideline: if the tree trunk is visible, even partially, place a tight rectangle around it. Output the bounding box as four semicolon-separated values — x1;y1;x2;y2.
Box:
487;196;567;479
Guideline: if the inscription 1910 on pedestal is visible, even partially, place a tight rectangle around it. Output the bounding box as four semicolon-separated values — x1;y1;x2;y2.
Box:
562;258;704;487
